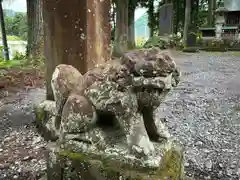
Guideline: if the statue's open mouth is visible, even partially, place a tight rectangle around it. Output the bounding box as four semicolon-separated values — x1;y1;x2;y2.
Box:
132;85;164;95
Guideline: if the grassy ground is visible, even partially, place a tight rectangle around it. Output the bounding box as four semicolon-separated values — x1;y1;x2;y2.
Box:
0;35;23;41
6;35;23;41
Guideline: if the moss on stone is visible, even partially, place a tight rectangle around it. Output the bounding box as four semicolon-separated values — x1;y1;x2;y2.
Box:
35;106;46;122
58;150;147;179
34;104;59;141
157;148;184;180
54;147;184;180
59;151;87;161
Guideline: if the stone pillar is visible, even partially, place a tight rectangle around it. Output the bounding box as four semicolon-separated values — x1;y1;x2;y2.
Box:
43;0;111;100
159;3;173;36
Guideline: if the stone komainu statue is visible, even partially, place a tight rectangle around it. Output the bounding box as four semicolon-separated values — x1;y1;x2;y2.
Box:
51;48;180;156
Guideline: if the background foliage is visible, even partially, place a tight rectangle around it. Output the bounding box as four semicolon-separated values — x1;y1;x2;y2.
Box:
4;10;27;40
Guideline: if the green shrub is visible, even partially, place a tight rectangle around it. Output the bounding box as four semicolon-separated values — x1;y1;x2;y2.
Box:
135;37;147;48
12;52;26;61
0;46;4;60
0;59;23;69
169;34;183;50
143;36;169;49
197;38;204;47
143;34;183;50
0;52;26;69
201;39;228;51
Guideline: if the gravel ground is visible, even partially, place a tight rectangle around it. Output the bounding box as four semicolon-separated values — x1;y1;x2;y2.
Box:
157;51;240;180
0;51;240;179
0;88;46;180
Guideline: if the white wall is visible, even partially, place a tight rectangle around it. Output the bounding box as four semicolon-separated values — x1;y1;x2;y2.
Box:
0;41;27;59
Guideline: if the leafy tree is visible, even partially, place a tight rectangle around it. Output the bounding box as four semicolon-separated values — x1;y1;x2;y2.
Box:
190;0;199;32
4;12;27;40
173;0;185;33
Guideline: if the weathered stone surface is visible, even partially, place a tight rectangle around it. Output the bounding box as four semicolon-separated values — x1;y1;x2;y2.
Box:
35;100;59;141
35;48;183;179
122;48;177;77
61;93;96;134
38;48;181;152
51;64;87;129
46;142;184;180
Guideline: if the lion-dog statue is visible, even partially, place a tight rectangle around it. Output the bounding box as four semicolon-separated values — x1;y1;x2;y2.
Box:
51;48;180;156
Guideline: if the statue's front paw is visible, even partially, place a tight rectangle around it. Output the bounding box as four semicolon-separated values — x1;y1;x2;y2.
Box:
149;132;168;143
130;135;155;156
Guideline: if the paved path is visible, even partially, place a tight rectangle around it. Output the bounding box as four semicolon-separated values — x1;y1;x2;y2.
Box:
157;51;240;180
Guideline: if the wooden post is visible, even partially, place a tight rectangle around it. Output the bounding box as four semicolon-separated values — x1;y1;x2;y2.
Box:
43;0;111;100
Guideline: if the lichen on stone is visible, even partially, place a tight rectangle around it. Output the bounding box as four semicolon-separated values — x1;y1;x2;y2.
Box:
35;48;183;180
46;143;184;180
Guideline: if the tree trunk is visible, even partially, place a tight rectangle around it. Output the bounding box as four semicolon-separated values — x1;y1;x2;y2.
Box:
191;0;199;32
208;0;214;26
217;0;223;7
183;0;191;45
147;0;155;37
173;0;180;33
43;0;111;100
113;0;129;57
128;6;135;49
111;2;116;41
27;0;44;59
0;2;9;60
213;0;217;25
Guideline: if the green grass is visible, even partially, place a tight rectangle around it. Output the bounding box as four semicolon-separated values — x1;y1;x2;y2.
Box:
7;35;23;41
0;60;24;69
0;35;23;41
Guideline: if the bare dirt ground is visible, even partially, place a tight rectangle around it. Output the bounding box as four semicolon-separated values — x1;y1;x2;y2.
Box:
0;51;240;179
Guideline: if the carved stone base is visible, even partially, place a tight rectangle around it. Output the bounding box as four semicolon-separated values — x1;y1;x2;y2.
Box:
46;142;184;180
